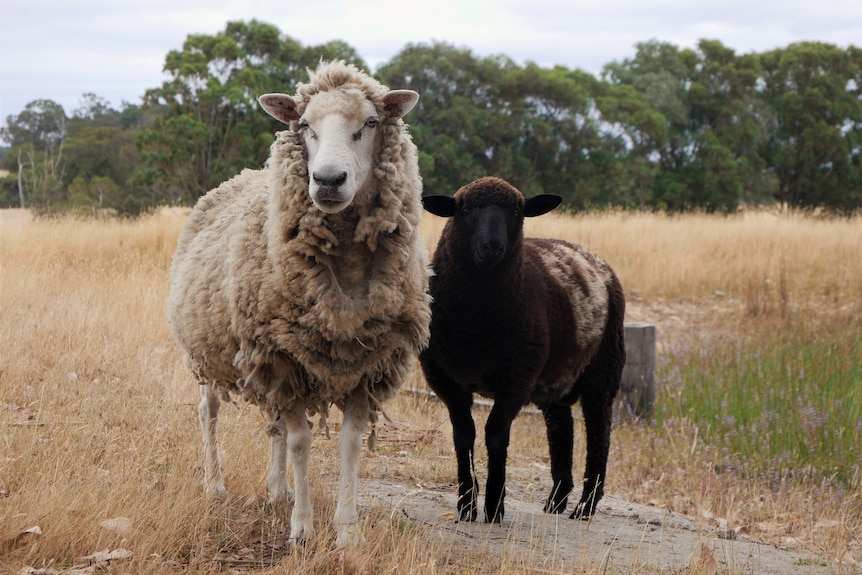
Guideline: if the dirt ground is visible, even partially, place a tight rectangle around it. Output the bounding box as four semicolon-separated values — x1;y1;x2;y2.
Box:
360;475;845;574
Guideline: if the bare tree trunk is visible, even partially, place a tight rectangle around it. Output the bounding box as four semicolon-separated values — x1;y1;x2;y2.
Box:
16;149;26;209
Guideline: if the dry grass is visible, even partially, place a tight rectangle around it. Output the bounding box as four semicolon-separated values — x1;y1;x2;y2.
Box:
1;207;860;573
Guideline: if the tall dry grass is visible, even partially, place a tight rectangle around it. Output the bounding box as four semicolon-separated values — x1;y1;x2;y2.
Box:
1;207;860;573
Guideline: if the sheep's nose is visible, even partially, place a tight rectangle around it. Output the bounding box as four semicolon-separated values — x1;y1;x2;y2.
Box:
313;170;347;188
484;238;504;256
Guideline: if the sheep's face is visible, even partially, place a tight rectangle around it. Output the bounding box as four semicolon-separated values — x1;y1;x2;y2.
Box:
423;177;563;272
259;87;419;215
299;89;381;213
459;199;522;271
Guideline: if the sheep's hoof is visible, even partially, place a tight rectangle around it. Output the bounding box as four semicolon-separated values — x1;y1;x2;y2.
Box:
484;505;504;524
456;497;478;522
267;486;295;507
570;500;596;520
289;524;315;547
544;494;569;514
456;502;478;522
204;483;227;502
335;525;365;548
456;481;479;522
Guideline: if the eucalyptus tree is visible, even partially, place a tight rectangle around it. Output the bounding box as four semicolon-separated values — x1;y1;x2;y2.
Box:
0;99;67;210
759;42;862;212
602;39;775;212
603;40;701;210
378;43;615;204
377;42;516;196
500;63;621;208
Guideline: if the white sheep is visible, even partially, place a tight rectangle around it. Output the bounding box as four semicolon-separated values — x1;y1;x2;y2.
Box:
167;61;431;547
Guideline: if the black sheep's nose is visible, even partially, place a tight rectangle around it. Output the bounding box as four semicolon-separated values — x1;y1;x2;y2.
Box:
484;238;504;257
313;170;347;188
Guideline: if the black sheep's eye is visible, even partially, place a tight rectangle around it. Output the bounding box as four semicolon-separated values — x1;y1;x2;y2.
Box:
513;209;520;218
461;208;470;218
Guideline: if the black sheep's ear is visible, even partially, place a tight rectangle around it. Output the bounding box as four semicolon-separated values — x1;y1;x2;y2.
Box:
524;194;563;217
421;195;457;217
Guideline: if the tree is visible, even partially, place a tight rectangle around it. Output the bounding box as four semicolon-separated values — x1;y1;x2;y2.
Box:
0;99;67;211
500;64;619;207
600;39;778;212
378;43;514;195
378;43;619;205
62;125;139;213
594;81;666;208
759;42;862;212
603;41;700;210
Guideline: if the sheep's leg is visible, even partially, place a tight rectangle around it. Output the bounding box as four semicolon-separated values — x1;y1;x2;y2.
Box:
540;401;574;514
423;362;478;521
441;389;478;522
484;398;522;523
333;393;370;547
198;385;227;500
284;403;315;544
573;387;613;519
265;417;295;505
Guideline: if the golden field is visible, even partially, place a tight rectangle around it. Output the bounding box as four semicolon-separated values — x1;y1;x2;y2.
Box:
1;207;860;574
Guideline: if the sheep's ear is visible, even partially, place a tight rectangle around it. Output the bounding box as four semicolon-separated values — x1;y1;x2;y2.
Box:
383;90;420;119
524;194;563;217
258;94;300;124
421;195;457;217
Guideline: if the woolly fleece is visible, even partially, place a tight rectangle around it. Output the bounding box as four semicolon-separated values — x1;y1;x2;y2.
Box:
168;61;431;426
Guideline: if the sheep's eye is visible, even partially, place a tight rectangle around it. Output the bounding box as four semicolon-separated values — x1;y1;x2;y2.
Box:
461;208;470;218
298;120;316;140
513;209;520;218
353;118;380;141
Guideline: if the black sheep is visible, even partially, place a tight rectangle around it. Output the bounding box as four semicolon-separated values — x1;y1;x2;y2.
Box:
420;176;626;523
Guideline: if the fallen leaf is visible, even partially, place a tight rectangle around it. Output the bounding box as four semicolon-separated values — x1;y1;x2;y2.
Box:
3;526;42;553
19;567;94;575
99;516;132;536
79;548;133;565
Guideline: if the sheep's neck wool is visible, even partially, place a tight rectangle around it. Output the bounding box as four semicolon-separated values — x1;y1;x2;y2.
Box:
242;121;429;419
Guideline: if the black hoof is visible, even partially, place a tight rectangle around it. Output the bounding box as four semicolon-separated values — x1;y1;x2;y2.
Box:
570;500;596;520
544;495;569;514
457;486;479;522
484;508;504;524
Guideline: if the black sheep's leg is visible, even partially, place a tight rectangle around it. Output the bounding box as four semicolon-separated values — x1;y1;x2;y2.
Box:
540;402;574;514
447;396;479;522
428;377;478;521
484;398;522;523
573;386;613;519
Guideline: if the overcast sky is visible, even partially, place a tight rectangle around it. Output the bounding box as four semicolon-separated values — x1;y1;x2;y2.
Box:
1;0;860;126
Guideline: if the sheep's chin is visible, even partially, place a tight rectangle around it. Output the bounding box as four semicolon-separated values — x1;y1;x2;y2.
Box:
312;198;352;214
474;255;501;271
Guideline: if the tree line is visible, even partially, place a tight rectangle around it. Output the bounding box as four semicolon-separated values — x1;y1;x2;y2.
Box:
2;20;860;215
